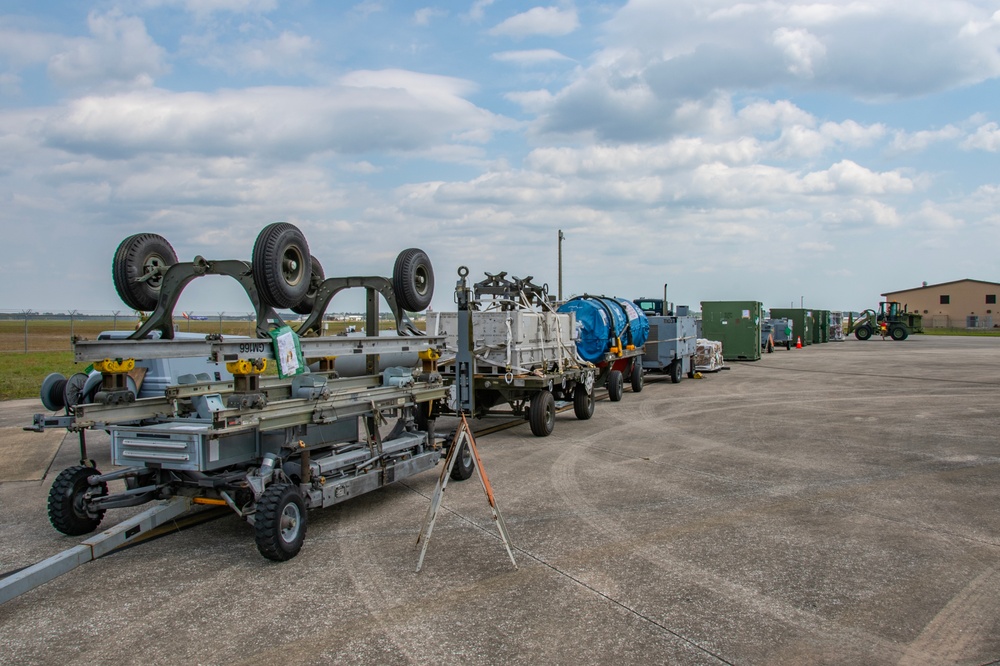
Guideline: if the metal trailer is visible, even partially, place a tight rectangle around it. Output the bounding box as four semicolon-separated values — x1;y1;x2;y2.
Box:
560;295;648;402
25;223;472;565
431;269;597;437
766;317;795;350
633;300;698;383
592;345;644;401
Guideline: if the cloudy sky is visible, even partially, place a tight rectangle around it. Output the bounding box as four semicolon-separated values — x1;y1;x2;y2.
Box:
2;0;1000;316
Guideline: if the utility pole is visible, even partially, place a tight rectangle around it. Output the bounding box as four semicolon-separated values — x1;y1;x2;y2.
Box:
558;230;565;301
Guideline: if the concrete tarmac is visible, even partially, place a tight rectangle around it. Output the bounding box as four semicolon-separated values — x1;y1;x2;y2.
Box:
1;336;998;665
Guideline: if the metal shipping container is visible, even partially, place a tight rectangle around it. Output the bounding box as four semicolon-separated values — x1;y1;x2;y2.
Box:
700;301;763;361
769;308;814;347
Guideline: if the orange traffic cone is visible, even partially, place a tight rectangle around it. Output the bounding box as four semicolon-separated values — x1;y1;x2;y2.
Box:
795;336;802;349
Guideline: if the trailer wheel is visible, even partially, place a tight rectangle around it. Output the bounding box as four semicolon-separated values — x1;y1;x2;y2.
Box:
855;325;873;341
669;361;683;384
290;255;325;315
573;383;594;420
252;223;312;309
254;483;307;561
630;362;644;393
890;326;908;341
393;248;434;312
450;441;475;481
528;390;555;436
687;360;697;378
48;465;107;536
607;370;624;402
112;233;178;311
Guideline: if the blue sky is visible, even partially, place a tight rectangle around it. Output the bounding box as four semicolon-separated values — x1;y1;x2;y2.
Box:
2;0;1000;316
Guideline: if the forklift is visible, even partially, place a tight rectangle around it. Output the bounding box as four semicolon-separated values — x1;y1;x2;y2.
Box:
848;301;913;341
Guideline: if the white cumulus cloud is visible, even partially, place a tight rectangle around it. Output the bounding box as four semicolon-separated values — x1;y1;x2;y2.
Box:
489;6;579;38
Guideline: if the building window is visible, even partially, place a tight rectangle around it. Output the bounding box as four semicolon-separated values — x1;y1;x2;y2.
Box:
987;294;996;304
940;295;950;305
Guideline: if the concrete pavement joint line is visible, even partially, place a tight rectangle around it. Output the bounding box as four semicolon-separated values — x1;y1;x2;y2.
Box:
398;481;734;665
741;364;1000;386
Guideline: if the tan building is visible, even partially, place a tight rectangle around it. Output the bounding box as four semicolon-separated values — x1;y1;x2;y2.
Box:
882;279;1000;329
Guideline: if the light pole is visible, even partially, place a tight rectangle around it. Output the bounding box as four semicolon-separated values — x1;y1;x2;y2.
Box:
558;230;565;301
69;309;79;342
112;310;121;331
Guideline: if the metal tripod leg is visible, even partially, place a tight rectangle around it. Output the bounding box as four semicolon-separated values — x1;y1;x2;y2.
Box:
415;414;517;572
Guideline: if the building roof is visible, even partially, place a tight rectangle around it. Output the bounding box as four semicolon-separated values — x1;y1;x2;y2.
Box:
882;278;1000;297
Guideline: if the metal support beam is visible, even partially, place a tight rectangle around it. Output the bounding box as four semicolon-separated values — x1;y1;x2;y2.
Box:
0;497;192;605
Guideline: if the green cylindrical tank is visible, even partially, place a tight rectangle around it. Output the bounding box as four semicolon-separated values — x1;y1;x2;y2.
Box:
769;308;813;346
700;301;763;361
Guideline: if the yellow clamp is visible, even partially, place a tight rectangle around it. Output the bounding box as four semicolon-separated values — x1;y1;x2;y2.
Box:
226;358;267;375
94;358;135;373
418;348;441;361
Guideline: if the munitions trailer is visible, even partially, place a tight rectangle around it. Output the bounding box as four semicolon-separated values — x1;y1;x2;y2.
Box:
29;223;472;562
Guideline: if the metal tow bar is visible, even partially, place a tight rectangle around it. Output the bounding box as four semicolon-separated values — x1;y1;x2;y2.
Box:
0;497;192;605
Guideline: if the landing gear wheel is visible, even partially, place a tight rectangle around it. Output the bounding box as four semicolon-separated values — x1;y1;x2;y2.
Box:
254;483;307;561
393;248;434;312
630;361;644;393
607;370;624;402
450;441;475;481
669;360;683;384
48;465;107;536
290;256;325;315
855;325;873;341
890;326;908;341
112;233;178;311
573;383;594;420
528;390;555;437
252;223;312;309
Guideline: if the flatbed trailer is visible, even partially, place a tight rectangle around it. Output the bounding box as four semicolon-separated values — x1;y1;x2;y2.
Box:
433;268;597;437
24;223;474;569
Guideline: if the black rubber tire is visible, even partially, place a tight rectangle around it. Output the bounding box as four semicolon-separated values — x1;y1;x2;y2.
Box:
573;383;594;420
669;360;683;384
890;326;908;341
450;441;475;481
112;233;178;311
607;370;624;402
47;465;107;536
254;483;307;561
855;325;873;341
528;390;555;437
290;255;325;315
252;223;312;309
630;361;644;393
687;360;697;378
392;248;434;312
